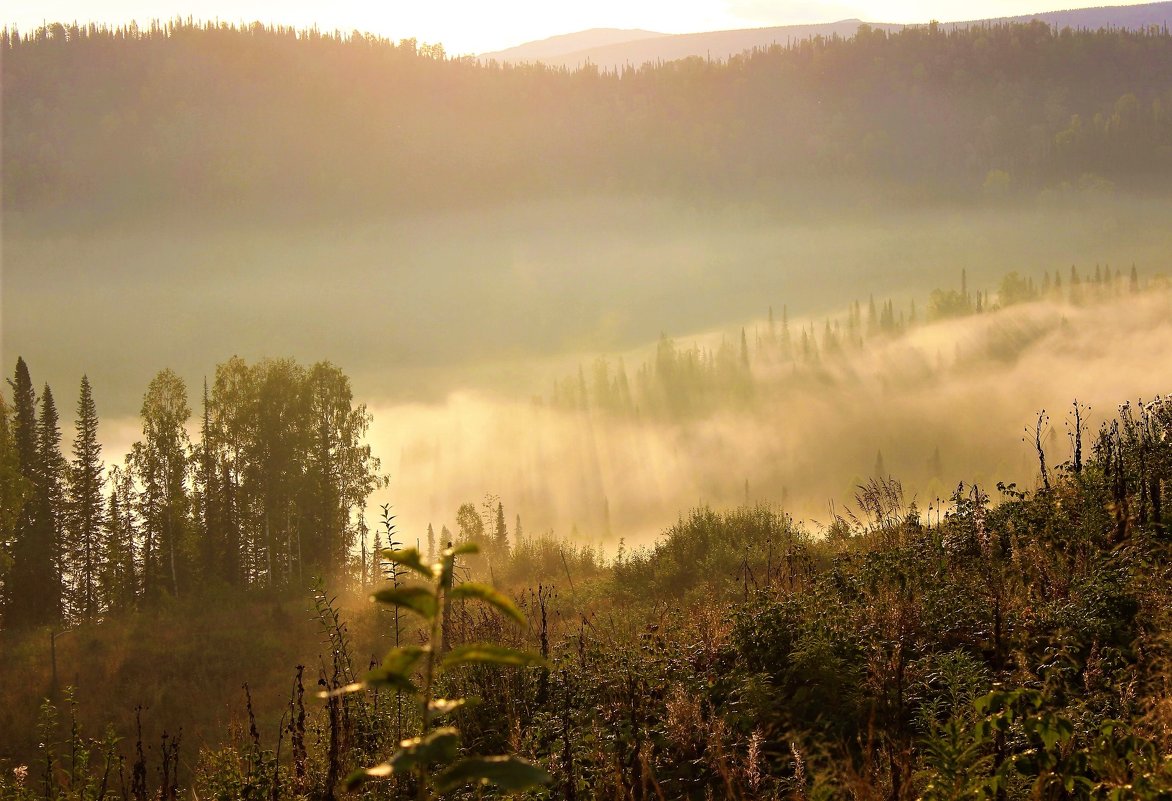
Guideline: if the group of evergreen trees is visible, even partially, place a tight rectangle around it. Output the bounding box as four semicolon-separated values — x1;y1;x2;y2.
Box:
550;265;1150;417
5;19;1172;219
0;356;383;629
13;388;1172;800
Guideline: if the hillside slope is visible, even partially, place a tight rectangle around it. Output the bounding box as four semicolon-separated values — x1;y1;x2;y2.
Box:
6;19;1172;222
478;27;667;62
488;1;1172;70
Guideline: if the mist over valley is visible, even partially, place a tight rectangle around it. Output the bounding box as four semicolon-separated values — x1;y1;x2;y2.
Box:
5;8;1172;798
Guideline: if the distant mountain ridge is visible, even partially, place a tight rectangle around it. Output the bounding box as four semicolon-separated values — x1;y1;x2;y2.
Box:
482;1;1172;70
479;20;893;68
480;28;668;62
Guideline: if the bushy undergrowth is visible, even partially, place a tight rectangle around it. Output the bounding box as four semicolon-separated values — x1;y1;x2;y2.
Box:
4;396;1172;800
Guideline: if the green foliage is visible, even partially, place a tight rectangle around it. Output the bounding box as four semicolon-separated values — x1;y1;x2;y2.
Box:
918;718;993;801
370;586;439;619
6;357;1172;801
344;542;551;798
447;583;526;626
66;376;105;622
199;357;384;590
0;392;28;621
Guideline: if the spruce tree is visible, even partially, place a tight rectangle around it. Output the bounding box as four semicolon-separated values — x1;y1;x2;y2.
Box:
780;306;793;360
68;376;105;621
10;360;37;476
7;374;63;627
493;501;508;557
31;385;65;624
6;359;38;626
0;393;29;624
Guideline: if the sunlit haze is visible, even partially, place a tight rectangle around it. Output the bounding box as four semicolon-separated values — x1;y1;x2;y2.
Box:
7;1;1172;789
3;0;1159;53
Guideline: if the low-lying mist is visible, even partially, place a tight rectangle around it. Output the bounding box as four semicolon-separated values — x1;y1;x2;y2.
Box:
83;285;1171;552
12;195;1172;549
367;288;1172;547
6;193;1172;414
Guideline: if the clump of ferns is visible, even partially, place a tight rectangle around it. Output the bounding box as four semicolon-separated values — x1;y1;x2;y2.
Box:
332;541;552;799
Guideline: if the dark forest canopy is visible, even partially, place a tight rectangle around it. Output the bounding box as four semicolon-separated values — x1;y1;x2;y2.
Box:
4;19;1172;222
0;356;385;630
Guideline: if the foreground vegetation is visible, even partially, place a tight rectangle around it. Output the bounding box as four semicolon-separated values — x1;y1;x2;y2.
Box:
7;10;1172;800
2;385;1172;799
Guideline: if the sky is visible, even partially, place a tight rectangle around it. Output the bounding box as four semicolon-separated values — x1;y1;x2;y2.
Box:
2;0;1155;55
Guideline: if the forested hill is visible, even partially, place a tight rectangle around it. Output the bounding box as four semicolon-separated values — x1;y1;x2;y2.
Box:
480;3;1172;69
4;19;1172;222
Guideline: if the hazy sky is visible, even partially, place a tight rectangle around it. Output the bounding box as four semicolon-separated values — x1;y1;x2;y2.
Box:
4;0;1154;54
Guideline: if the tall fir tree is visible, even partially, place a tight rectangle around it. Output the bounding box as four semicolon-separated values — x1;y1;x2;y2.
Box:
33;385;65;624
10;360;37;475
6;358;38;626
0;393;29;623
68;376;105;621
493;501;508;557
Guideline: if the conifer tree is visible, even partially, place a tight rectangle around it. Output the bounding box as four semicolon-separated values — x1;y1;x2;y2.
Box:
780;305;793;359
68;376;105;621
493;501;508;556
369;527;382;586
32;385;65;624
616;359;632;410
10;360;37;475
0;393;28;623
5;358;38;626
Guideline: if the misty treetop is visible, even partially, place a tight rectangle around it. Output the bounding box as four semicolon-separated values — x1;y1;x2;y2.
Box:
4;19;1172;220
0;356;385;629
548;263;1153;419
